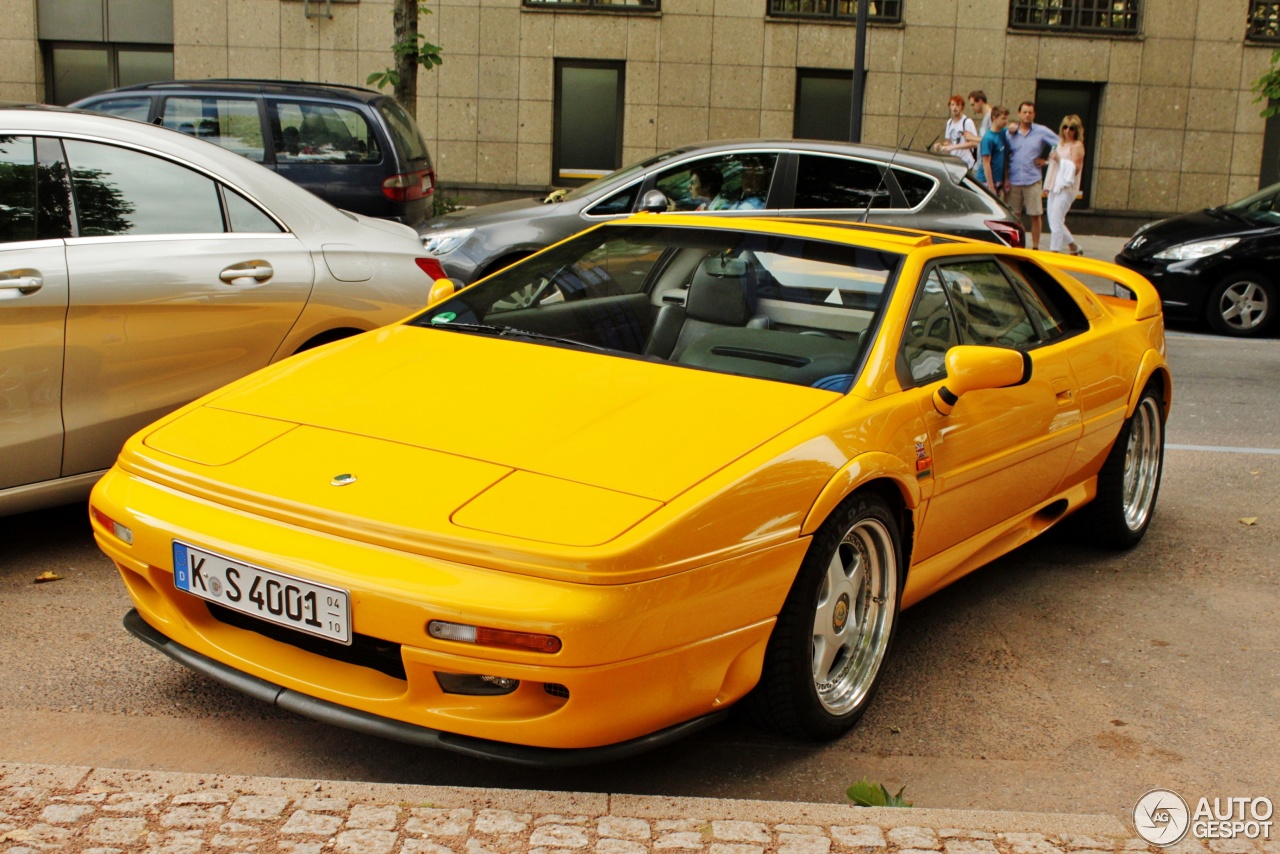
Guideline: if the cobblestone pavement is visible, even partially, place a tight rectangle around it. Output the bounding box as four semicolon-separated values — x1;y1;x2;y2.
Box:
3;764;1277;854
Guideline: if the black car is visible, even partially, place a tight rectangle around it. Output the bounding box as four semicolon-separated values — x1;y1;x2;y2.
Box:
1115;183;1280;337
421;140;1025;284
71;79;435;226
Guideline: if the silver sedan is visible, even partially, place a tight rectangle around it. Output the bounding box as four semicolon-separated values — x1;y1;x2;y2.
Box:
1;105;441;515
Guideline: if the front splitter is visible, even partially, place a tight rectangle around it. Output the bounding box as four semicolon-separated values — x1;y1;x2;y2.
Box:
123;609;727;767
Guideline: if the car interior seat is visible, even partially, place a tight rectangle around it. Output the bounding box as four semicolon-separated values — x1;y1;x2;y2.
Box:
644;254;770;361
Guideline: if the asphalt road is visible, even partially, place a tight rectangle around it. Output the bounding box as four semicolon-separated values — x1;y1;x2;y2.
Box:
1;253;1276;819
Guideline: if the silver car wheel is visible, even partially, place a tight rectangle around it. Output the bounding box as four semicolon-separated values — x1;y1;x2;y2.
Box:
1122;395;1163;531
1217;279;1269;332
811;517;898;715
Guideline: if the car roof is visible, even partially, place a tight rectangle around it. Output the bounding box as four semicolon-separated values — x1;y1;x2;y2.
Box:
84;79;385;105
659;138;963;177
609;212;980;251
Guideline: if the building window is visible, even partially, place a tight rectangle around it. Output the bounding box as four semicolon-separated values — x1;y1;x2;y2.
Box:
795;69;852;141
1248;1;1280;40
553;60;625;185
1008;0;1140;35
44;43;173;105
524;0;658;11
767;0;902;23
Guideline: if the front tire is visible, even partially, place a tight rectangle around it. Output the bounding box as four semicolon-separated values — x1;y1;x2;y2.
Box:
1084;386;1165;549
747;492;902;740
1205;271;1276;338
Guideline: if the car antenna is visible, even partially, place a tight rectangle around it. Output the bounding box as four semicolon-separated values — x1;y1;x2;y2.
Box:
860;113;928;224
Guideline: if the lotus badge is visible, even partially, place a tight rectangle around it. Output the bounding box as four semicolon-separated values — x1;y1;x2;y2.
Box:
331;473;357;486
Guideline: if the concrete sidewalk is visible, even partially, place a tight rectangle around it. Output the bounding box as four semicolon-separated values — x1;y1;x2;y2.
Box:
1;761;1244;854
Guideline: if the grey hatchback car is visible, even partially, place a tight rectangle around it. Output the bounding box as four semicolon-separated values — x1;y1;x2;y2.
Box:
421;140;1024;283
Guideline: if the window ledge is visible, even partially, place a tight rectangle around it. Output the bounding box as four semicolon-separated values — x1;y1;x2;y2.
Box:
1006;26;1143;41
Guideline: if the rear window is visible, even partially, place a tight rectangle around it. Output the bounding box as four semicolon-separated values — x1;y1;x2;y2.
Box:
376;99;430;163
272;101;381;164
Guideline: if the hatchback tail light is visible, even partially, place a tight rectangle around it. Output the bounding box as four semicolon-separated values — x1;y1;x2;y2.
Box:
383;168;435;203
985;219;1025;248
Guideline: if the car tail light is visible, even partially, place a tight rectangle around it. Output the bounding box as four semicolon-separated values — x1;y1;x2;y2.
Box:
985;219;1025;248
427;620;562;653
382;168;435;203
91;506;133;545
415;257;447;280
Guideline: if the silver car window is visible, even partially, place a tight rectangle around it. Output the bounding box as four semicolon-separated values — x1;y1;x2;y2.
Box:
0;136;37;243
63;140;224;237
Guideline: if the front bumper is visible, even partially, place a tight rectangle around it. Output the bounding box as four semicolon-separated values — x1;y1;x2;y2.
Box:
93;466;800;756
124;609;726;766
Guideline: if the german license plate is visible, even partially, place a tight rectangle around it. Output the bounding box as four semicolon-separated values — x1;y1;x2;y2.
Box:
172;541;351;645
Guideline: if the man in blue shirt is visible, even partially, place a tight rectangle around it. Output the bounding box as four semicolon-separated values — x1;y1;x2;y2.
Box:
975;106;1010;199
1006;101;1059;250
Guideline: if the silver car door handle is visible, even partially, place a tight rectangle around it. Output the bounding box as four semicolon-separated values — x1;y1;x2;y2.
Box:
219;264;274;283
0;275;42;295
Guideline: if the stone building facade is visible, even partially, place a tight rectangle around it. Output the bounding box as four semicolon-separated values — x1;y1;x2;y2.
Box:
4;0;1278;220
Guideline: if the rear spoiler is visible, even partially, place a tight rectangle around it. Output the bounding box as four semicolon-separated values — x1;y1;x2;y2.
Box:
1037;253;1162;321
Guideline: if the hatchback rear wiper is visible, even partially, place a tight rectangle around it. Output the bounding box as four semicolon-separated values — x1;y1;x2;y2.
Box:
427;321;605;351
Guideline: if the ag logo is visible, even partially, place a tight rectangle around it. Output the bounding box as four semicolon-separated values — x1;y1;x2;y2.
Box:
1134;789;1190;846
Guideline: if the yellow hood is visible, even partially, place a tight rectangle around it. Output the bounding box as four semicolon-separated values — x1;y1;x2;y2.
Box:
133;325;838;552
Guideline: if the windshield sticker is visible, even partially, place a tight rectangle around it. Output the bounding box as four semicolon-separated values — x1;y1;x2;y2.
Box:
431;311;457;324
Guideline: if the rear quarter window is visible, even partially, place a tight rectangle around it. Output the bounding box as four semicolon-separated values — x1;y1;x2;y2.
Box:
272;102;381;164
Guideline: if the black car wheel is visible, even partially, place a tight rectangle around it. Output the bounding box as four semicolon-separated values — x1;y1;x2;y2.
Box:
1206;271;1276;337
1080;385;1165;549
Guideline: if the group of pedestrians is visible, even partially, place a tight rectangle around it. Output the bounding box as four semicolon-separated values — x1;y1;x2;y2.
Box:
932;91;1085;254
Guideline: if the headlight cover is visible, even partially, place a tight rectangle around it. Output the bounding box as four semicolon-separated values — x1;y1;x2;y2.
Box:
421;227;475;255
1152;237;1240;261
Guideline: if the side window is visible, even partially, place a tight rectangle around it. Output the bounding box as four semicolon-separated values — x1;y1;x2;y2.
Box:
161;97;265;162
938;260;1038;348
891;167;936;208
902;269;959;384
63;140;224;237
653;153;778;212
794;154;891;210
0;136;37;243
271;102;381;164
223;188;282;233
999;258;1089;337
587;184;639;217
89;97;153;121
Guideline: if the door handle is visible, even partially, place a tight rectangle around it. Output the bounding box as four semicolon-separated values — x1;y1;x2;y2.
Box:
1051;376;1075;404
219;263;273;284
0;275;43;296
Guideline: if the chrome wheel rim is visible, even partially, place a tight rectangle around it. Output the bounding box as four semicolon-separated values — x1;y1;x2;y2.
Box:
1122;397;1163;531
1219;280;1269;332
811;517;897;715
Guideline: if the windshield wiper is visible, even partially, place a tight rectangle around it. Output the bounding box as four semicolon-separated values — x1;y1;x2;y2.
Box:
427;321;605;351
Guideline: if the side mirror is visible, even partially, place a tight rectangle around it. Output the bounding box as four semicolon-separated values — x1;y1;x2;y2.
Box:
427;278;460;307
638;189;670;214
932;345;1032;415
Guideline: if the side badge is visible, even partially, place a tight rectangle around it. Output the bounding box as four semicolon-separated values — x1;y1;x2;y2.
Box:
915;441;932;479
331;473;357;487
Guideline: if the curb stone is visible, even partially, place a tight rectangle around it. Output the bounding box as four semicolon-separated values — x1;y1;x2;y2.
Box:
1;763;1271;854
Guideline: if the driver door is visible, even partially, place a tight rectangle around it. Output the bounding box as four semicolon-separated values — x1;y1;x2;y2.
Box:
902;258;1083;563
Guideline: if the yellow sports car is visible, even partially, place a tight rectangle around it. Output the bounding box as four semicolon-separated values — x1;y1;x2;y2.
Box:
92;216;1170;764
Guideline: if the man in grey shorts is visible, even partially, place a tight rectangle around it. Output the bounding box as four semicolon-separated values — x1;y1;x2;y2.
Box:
1006;101;1059;250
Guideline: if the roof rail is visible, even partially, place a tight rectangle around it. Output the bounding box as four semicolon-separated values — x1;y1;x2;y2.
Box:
125;79;380;96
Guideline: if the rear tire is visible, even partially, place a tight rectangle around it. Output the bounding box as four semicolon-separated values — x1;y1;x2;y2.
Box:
1205;271;1276;338
1083;385;1165;549
746;492;902;740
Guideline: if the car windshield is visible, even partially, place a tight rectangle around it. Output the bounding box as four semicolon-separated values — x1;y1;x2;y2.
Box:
1222;183;1280;225
559;149;694;202
412;225;903;391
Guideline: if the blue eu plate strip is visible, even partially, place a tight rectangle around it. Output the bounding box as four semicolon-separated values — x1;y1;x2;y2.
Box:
173;542;190;591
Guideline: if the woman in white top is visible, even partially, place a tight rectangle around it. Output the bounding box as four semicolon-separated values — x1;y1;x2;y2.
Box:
1045;115;1086;254
932;95;977;169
